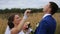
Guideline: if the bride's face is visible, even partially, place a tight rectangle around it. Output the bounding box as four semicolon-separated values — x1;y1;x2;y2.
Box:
13;15;21;25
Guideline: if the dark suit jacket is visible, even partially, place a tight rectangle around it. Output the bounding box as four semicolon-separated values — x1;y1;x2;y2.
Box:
35;15;56;34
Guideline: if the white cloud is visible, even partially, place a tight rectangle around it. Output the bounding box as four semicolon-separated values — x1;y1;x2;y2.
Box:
0;0;60;9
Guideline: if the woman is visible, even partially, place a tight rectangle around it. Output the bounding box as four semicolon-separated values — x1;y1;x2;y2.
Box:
5;10;31;34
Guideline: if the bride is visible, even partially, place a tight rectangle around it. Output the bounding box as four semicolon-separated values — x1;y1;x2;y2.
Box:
5;10;31;34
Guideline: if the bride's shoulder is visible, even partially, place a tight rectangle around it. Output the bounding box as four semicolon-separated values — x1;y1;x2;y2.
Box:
10;27;19;34
10;28;16;34
10;28;16;32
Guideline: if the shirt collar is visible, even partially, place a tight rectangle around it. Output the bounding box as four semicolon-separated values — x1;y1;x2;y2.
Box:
43;14;51;18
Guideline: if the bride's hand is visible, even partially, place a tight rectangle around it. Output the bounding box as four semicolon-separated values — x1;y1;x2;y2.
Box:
23;10;31;19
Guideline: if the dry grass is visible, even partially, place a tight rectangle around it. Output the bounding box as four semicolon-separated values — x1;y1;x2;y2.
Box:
0;13;60;34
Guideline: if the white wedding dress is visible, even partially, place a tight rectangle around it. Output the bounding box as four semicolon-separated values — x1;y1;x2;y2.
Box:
5;26;32;34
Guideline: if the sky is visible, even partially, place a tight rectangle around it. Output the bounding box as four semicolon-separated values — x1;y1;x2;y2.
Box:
0;0;60;9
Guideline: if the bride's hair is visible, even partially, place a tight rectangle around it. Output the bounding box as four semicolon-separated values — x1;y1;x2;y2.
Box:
8;14;15;29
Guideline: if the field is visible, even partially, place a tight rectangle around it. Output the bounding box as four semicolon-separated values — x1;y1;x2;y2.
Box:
0;13;60;34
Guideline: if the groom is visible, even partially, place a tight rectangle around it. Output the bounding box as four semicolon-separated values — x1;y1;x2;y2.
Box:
35;2;59;34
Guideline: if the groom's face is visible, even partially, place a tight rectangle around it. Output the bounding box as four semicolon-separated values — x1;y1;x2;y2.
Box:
43;3;51;13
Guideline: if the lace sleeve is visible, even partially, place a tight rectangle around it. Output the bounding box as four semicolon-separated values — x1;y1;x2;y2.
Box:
5;26;10;34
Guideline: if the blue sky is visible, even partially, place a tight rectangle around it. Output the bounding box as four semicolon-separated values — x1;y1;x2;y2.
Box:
0;0;60;9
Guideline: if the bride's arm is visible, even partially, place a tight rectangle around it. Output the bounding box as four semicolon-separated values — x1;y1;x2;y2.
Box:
11;10;31;34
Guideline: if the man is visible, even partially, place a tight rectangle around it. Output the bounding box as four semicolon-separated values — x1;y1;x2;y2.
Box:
35;2;59;34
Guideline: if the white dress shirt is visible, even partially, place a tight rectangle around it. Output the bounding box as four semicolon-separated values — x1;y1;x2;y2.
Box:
43;14;51;18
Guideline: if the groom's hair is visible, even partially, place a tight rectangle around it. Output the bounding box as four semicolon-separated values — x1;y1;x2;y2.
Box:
49;2;59;15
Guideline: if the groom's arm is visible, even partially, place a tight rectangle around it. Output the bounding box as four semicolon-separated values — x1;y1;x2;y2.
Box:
35;20;49;34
